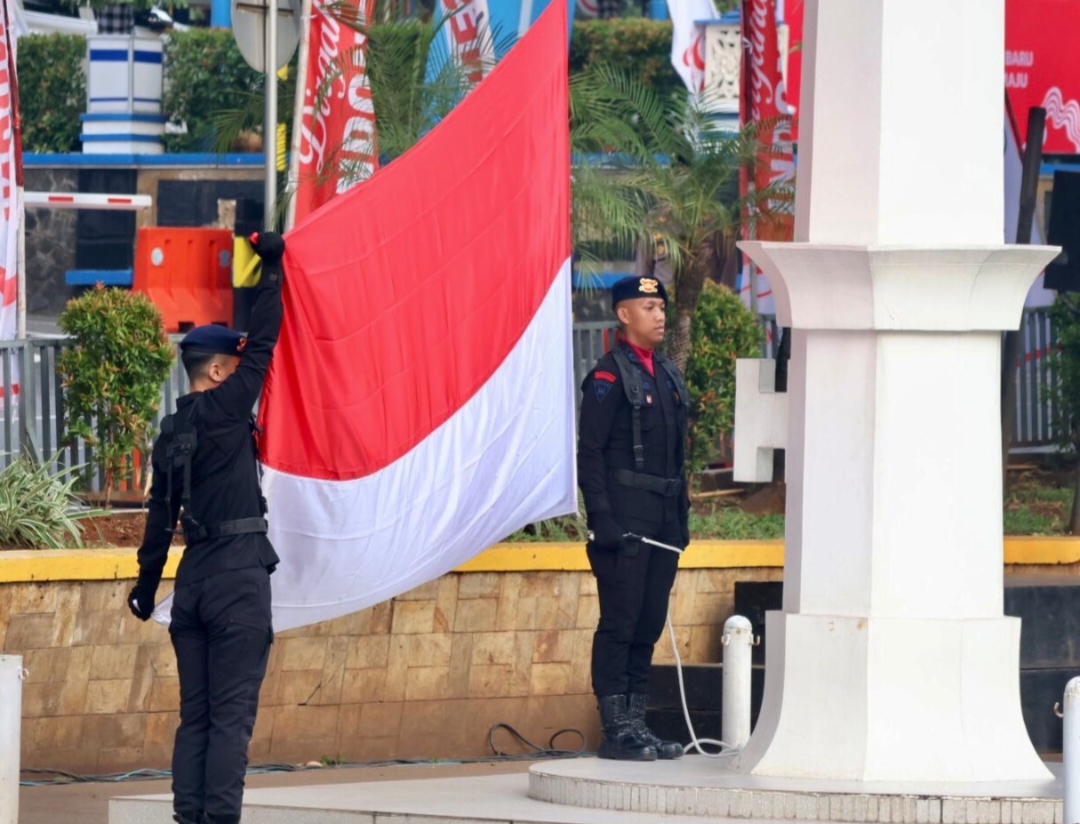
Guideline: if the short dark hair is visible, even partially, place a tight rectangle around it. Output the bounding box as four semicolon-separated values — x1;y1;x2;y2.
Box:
181;348;217;381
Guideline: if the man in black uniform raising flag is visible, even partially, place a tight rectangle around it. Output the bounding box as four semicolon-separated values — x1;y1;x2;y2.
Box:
128;231;286;824
578;275;691;762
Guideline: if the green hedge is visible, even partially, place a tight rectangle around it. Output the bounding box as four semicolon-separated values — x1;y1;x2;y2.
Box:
18;34;86;153
162;28;296;153
16;20;681;153
570;19;680;100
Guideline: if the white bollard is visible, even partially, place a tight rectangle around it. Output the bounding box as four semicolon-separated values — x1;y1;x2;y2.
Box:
0;655;24;824
721;615;754;749
1063;677;1080;824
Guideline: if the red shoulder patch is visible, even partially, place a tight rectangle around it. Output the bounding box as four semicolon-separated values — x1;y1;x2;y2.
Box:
594;370;617;383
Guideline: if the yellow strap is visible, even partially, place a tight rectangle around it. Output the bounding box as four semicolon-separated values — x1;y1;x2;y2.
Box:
233;237;262;288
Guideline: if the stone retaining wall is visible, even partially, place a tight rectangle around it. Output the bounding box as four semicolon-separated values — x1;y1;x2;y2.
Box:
1;565;781;775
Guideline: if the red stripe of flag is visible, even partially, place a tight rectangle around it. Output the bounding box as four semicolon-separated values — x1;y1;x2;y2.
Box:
259;2;570;482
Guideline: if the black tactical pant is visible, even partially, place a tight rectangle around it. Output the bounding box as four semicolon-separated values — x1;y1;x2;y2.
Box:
588;540;679;697
170;566;273;824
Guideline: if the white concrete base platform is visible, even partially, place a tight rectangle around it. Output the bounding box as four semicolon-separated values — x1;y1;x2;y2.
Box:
528;757;1064;823
109;771;702;824
108;758;1066;824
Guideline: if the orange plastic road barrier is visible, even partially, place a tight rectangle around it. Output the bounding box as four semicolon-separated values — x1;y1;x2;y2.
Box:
134;227;234;332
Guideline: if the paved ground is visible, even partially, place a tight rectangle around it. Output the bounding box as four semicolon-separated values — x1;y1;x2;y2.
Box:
19;759;533;824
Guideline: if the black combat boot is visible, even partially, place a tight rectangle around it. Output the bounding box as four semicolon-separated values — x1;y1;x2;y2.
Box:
597;694;657;761
173;813;201;824
627;693;683;759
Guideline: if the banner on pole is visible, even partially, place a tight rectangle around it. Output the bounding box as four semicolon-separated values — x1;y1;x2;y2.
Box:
668;0;716;95
289;0;379;227
1006;0;1080;156
0;0;20;357
737;0;800;316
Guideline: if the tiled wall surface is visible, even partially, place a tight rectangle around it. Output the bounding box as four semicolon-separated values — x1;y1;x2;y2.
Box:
0;566;781;774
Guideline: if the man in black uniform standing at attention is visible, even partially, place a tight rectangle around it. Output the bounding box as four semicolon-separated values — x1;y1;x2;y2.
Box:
128;231;287;824
578;275;690;762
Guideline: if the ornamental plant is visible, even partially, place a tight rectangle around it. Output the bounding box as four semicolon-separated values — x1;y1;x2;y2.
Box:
684;280;764;471
0;454;97;549
18;34;86;153
57;285;174;502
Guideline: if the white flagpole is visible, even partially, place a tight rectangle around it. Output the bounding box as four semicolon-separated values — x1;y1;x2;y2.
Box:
15;184;22;339
285;0;313;231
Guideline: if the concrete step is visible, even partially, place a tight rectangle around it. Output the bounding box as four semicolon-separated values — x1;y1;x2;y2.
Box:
528;758;1065;823
108;757;1067;824
109;769;742;824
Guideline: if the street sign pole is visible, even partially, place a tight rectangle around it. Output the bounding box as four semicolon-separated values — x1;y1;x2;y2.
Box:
232;0;299;228
264;0;278;229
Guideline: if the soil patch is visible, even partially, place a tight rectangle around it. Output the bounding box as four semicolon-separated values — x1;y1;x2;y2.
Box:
78;511;171;548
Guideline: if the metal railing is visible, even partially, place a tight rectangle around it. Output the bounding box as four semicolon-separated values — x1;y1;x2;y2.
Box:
0;337;190;491
0;310;1065;489
1014;309;1061;448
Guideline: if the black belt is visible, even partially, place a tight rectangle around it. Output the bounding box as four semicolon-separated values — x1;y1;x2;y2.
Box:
184;517;268;545
608;469;683;497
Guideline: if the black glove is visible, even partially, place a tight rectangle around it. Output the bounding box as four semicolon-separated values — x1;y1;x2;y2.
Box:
250;231;286;265
588;511;627;551
128;576;159;622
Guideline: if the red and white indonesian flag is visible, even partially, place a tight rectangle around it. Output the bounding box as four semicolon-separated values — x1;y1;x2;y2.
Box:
261;1;575;632
0;0;18;350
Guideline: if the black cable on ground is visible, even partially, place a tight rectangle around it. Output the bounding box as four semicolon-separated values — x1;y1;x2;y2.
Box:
487;722;588;758
20;724;592;788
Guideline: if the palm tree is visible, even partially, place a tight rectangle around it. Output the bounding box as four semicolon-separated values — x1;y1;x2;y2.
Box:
570;64;794;370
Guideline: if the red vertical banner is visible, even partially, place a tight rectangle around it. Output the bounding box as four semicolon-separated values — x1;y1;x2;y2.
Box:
289;0;380;227
740;0;797;245
0;0;21;349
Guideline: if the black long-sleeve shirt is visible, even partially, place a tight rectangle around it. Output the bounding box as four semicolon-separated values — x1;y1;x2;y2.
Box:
577;343;690;547
136;264;284;588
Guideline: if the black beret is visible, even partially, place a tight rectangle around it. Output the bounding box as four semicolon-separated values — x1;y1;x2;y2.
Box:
179;325;246;356
611;275;668;310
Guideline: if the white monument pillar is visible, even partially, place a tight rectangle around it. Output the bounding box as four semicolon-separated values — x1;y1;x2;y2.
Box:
735;0;1059;782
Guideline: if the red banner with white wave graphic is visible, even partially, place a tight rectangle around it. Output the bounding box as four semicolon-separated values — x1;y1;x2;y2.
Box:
1006;0;1080;156
289;0;379;226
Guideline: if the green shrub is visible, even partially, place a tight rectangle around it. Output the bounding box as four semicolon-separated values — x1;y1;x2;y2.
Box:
0;455;96;548
162;28;296;153
1049;295;1080;453
570;19;681;101
57;285;174;501
18;34;86;153
684;281;763;470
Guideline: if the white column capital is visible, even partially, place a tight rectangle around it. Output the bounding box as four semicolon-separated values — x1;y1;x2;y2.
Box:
739;242;1060;331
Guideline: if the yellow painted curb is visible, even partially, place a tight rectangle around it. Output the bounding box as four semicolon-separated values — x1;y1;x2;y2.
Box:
1003;536;1080;566
0;548;183;583
0;537;1077;584
453;540;786;572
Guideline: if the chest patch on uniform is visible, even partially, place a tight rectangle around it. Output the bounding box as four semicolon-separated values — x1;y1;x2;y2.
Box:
593;379;614;403
667;378;682;404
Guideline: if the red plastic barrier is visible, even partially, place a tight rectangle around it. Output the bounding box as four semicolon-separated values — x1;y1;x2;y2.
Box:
134;227;234;332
